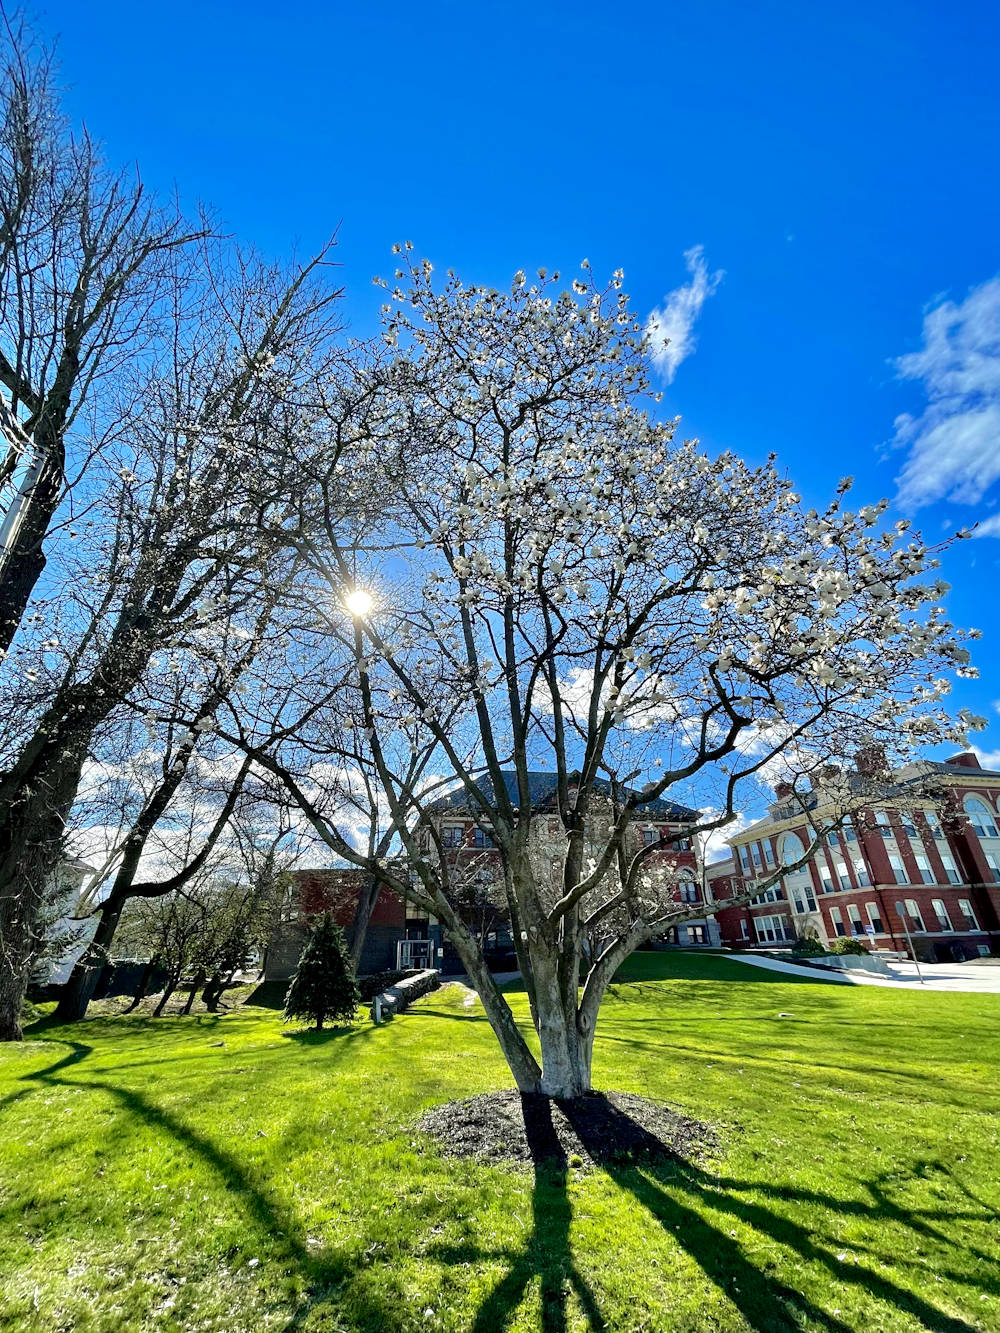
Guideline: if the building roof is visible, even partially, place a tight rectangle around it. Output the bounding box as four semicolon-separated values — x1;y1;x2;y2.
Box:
908;758;1000;780
729;753;1000;848
425;770;699;822
706;857;736;878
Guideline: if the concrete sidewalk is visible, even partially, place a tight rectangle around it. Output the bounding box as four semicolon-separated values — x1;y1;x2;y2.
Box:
730;951;1000;992
444;971;521;989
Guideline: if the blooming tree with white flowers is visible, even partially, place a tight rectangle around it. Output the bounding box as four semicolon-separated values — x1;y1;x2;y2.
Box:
262;250;984;1099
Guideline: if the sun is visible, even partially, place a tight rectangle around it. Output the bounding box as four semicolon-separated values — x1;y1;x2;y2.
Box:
344;589;373;617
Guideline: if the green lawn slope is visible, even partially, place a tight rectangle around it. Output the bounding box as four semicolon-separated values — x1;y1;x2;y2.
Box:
0;952;996;1333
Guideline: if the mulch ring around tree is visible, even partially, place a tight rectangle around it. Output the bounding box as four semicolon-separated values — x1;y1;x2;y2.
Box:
417;1089;719;1171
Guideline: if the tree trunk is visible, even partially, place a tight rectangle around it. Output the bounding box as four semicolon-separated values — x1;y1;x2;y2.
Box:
0;840;58;1042
123;956;159;1013
201;972;224;1012
0;436;65;656
508;898;540;1032
0;895;33;1041
443;921;544;1093
0;707;109;1040
180;969;205;1016
54;901;124;1021
448;907;594;1098
347;874;380;973
153;974;179;1017
0;905;30;1041
531;947;593;1098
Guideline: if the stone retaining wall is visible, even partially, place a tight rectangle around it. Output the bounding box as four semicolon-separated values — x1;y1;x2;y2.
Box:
371;968;441;1020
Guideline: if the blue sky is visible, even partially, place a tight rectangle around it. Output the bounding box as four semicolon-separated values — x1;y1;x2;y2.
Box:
40;0;1000;760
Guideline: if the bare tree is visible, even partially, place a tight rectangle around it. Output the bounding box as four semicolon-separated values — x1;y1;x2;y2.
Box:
246;253;981;1098
53;583;302;1020
114;843;284;1018
0;16;207;649
53;744;254;1021
0;233;347;1039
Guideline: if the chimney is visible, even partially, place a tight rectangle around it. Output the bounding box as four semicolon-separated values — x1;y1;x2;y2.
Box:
774;782;793;799
944;752;981;769
855;745;888;777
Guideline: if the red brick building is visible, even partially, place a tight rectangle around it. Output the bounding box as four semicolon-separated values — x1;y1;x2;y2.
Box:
421;770;718;949
707;752;1000;961
265;869;407;979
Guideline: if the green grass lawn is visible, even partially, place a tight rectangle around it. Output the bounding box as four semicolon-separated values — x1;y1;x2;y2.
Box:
1;953;997;1333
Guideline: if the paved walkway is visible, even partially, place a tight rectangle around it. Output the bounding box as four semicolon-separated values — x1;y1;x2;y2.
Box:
730;952;1000;992
444;971;521;989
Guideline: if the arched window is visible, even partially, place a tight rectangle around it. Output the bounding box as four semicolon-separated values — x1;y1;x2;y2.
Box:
964;797;999;839
781;833;804;867
678;873;700;904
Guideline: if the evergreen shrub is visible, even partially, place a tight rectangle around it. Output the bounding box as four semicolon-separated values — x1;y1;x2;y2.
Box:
791;936;827;957
829;936;869;955
284;914;360;1030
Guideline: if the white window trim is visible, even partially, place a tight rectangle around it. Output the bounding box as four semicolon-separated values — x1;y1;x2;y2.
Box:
931;899;954;932
958;899;980;930
888;854;907;885
865;901;885;932
904;899;926;932
964;796;999;839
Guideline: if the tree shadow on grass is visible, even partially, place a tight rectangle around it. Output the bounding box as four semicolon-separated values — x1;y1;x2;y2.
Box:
281;1024;368;1046
435;1094;987;1333
403;1006;491;1023
565;1099;987;1333
463;1096;606;1333
11;1037;993;1333
11;1035;398;1332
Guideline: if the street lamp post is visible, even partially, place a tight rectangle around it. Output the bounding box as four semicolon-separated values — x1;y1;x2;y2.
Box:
894;901;925;985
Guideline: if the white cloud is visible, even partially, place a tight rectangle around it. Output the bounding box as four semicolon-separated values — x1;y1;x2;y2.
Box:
973;512;1000;539
972;746;1000;771
892;277;1000;511
700;809;751;866
646;246;723;384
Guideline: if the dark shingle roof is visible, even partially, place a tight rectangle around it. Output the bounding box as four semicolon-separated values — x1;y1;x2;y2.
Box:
917;760;1000;779
425;770;698;822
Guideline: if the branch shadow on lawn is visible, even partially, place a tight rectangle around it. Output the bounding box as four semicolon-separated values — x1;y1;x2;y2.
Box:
11;1038;992;1333
431;1094;988;1333
464;1096;606;1333
12;1033;399;1332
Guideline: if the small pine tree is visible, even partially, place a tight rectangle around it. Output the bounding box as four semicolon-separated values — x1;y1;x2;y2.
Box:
284;913;360;1030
